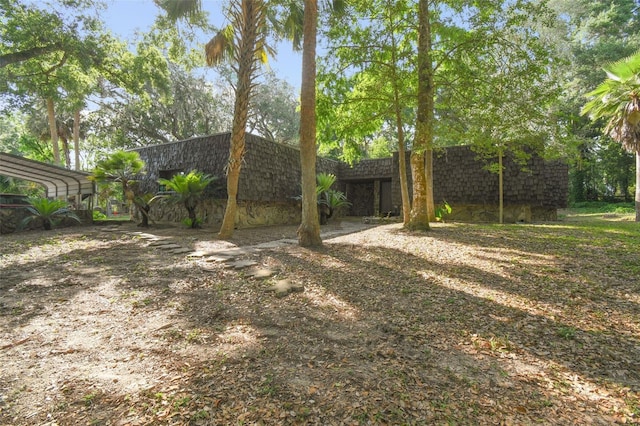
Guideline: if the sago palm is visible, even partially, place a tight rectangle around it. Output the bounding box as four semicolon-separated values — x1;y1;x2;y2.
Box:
158;170;216;228
582;51;640;222
90;151;153;226
20;197;81;231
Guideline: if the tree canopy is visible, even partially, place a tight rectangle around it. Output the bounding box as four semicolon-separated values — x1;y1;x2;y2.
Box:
1;0;638;227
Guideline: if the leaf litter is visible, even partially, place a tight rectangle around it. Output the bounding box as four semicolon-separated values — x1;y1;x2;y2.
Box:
0;217;638;425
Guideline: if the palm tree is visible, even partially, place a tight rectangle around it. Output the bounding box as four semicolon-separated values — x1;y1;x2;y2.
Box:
582;51;640;222
278;0;343;246
296;0;324;246
20;197;81;231
159;0;271;238
90;151;152;226
158;170;216;228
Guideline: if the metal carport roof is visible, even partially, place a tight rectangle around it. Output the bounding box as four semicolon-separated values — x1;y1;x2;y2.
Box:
0;152;95;198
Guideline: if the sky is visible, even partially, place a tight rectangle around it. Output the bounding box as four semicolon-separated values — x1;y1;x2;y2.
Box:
100;0;303;89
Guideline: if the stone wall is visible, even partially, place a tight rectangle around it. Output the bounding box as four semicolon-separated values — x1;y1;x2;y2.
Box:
135;133;340;202
143;197;300;229
0;207;91;234
134;133;341;228
338;158;393;181
133;133;568;225
390;146;568;221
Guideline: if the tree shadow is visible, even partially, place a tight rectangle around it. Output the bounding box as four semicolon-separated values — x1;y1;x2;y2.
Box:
1;222;638;424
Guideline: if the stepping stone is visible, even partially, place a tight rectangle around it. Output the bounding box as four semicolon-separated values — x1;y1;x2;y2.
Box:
171;247;193;254
148;240;174;247
217;247;257;257
255;239;296;248
186;251;209;258
138;234;164;241
203;255;233;263
226;259;258;269
200;263;220;271
246;267;277;279
101;227;120;232
266;279;304;298
131;232;158;239
156;243;182;250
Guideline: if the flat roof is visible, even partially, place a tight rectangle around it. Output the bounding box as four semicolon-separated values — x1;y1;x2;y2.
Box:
0;152;95;198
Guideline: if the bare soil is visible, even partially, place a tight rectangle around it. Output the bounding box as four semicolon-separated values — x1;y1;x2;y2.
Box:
0;217;638;425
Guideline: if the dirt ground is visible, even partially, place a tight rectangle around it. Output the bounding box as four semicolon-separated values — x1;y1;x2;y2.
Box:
0;217;638;425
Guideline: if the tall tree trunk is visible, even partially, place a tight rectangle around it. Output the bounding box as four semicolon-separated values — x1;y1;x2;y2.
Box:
395;115;411;225
218;0;261;239
499;149;504;224
61;135;71;170
46;98;60;165
635;151;639;222
297;0;322;247
388;11;411;225
73;109;81;171
408;0;433;231
425;148;435;221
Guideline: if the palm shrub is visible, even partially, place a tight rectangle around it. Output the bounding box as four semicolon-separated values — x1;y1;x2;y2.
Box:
91;151;152;227
20;197;81;231
316;172;351;224
158;170;216;229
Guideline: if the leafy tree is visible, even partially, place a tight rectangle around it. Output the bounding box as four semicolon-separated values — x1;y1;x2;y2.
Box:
443;6;560;223
544;0;640;202
1;0;106;166
0;0;95;68
2;0;172;168
599;139;635;201
318;0;415;224
247;71;300;145
158;170;217;228
89;63;227;149
582;51;640;221
318;0;557;228
20;197;81;231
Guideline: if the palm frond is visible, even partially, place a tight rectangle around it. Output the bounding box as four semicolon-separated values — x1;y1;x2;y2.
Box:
603;50;640;82
582;51;640;153
206;29;232;66
154;0;202;21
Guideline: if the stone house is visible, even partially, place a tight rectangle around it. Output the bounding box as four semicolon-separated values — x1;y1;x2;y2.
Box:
133;132;568;227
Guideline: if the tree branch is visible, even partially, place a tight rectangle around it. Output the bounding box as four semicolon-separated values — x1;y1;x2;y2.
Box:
0;44;63;68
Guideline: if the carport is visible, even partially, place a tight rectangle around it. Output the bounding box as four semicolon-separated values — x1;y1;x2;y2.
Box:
0;152;95;202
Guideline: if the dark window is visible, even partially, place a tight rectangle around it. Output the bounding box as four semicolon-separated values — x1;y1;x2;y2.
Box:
158;169;183;193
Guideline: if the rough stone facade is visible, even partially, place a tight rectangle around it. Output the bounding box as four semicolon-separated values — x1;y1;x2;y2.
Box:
0;207;91;234
135;133;339;202
387;146;568;222
133;133;568;226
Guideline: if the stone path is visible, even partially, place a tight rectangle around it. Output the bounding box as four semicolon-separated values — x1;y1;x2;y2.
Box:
99;220;374;297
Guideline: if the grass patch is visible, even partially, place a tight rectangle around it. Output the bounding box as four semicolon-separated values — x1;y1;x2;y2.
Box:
567;201;635;215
